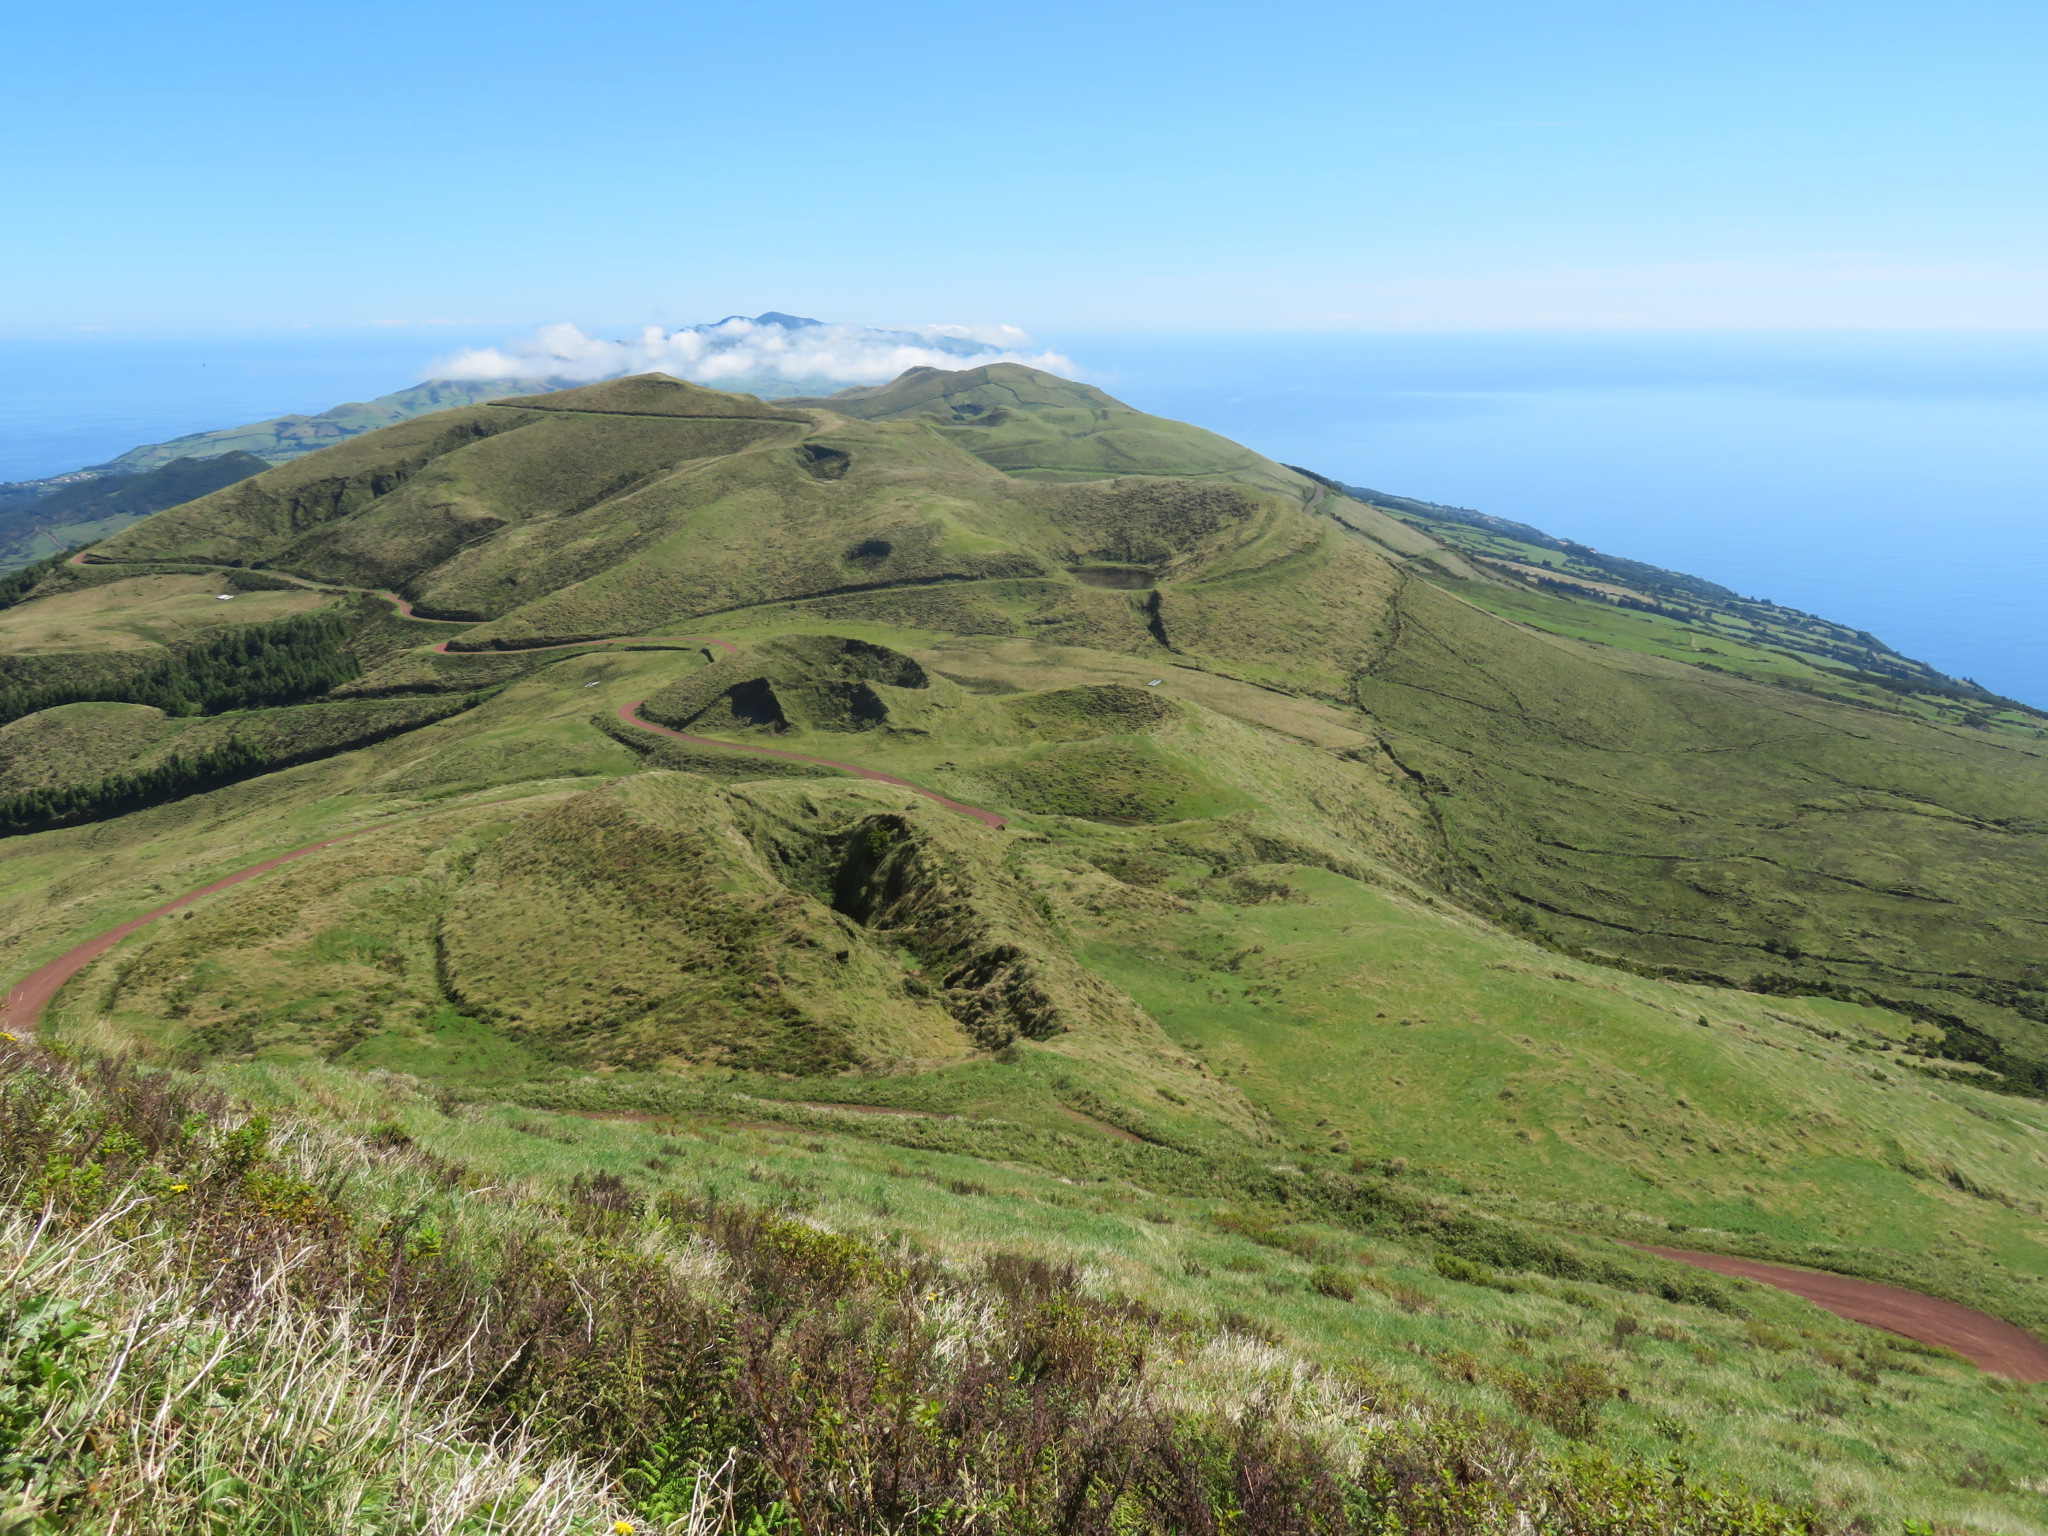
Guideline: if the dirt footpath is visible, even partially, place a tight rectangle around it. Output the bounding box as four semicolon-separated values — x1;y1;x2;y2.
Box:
1634;1243;2048;1381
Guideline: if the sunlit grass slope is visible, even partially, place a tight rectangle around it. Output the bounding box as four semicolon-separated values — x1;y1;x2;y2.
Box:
1339;479;2047;737
2;363;2048;1528
786;363;1317;497
0;1035;1911;1536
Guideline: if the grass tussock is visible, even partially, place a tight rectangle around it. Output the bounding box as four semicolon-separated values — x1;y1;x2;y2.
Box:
0;1040;1828;1534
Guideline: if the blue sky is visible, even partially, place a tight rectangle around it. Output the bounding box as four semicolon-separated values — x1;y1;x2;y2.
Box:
6;0;2044;332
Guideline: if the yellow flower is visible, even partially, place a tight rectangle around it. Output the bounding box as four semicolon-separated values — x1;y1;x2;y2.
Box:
168;1184;189;1193
614;1523;636;1535
0;1033;16;1043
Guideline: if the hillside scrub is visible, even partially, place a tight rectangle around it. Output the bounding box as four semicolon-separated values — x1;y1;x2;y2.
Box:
0;693;477;835
0;1039;1828;1535
0;553;74;614
0;455;272;571
0;610;360;728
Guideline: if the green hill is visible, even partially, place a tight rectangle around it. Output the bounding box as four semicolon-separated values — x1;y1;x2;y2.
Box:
93;377;560;476
0;378;563;570
1321;474;2042;732
0;451;272;568
0;313;1052;573
2;363;2046;1532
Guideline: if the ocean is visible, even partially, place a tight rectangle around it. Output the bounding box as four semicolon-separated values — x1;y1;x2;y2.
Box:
1075;331;2048;708
5;327;2046;705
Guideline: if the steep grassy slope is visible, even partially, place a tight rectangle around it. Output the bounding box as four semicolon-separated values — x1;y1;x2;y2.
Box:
80;371;1317;657
0;451;271;569
3;363;2048;1527
0;1037;1886;1536
0;381;564;573
1334;478;2044;736
1351;572;2048;1084
787;364;1316;498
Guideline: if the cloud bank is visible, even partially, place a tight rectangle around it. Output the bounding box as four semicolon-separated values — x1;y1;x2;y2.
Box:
429;314;1075;389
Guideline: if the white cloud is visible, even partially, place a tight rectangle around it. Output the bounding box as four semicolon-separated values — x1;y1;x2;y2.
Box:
427;315;1075;387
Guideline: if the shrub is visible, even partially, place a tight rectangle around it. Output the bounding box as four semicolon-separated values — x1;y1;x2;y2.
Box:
1435;1252;1519;1292
1496;1361;1622;1442
0;1040;1830;1535
0;610;361;728
1309;1265;1358;1301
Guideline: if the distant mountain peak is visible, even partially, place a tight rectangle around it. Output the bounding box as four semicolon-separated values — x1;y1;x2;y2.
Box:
491;372;809;421
431;317;1072;393
707;312;823;330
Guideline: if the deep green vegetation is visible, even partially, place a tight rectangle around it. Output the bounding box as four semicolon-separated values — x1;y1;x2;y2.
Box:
0;609;360;728
0;551;74;613
3;364;2047;1530
0;693;473;835
124;609;362;713
0;733;277;835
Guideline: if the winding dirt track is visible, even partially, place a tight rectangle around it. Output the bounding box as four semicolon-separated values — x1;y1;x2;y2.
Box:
2;604;1003;1028
431;635;736;656
47;562;2048;1380
3;826;388;1032
1631;1243;2048;1381
375;591;464;621
71;564;993;814
72;552;461;625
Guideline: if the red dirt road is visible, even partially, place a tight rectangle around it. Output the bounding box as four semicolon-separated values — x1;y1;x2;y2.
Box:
58;558;993;821
1632;1243;2048;1381
1;827;389;1033
4;786;554;1033
38;558;2048;1375
1;691;1005;1030
431;635;738;656
20;574;998;1026
619;702;1007;829
376;591;465;622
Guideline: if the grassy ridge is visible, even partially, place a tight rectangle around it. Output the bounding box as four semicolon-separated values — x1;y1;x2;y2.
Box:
788;365;1316;500
8;367;2048;1527
1336;478;2046;736
0;454;271;571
